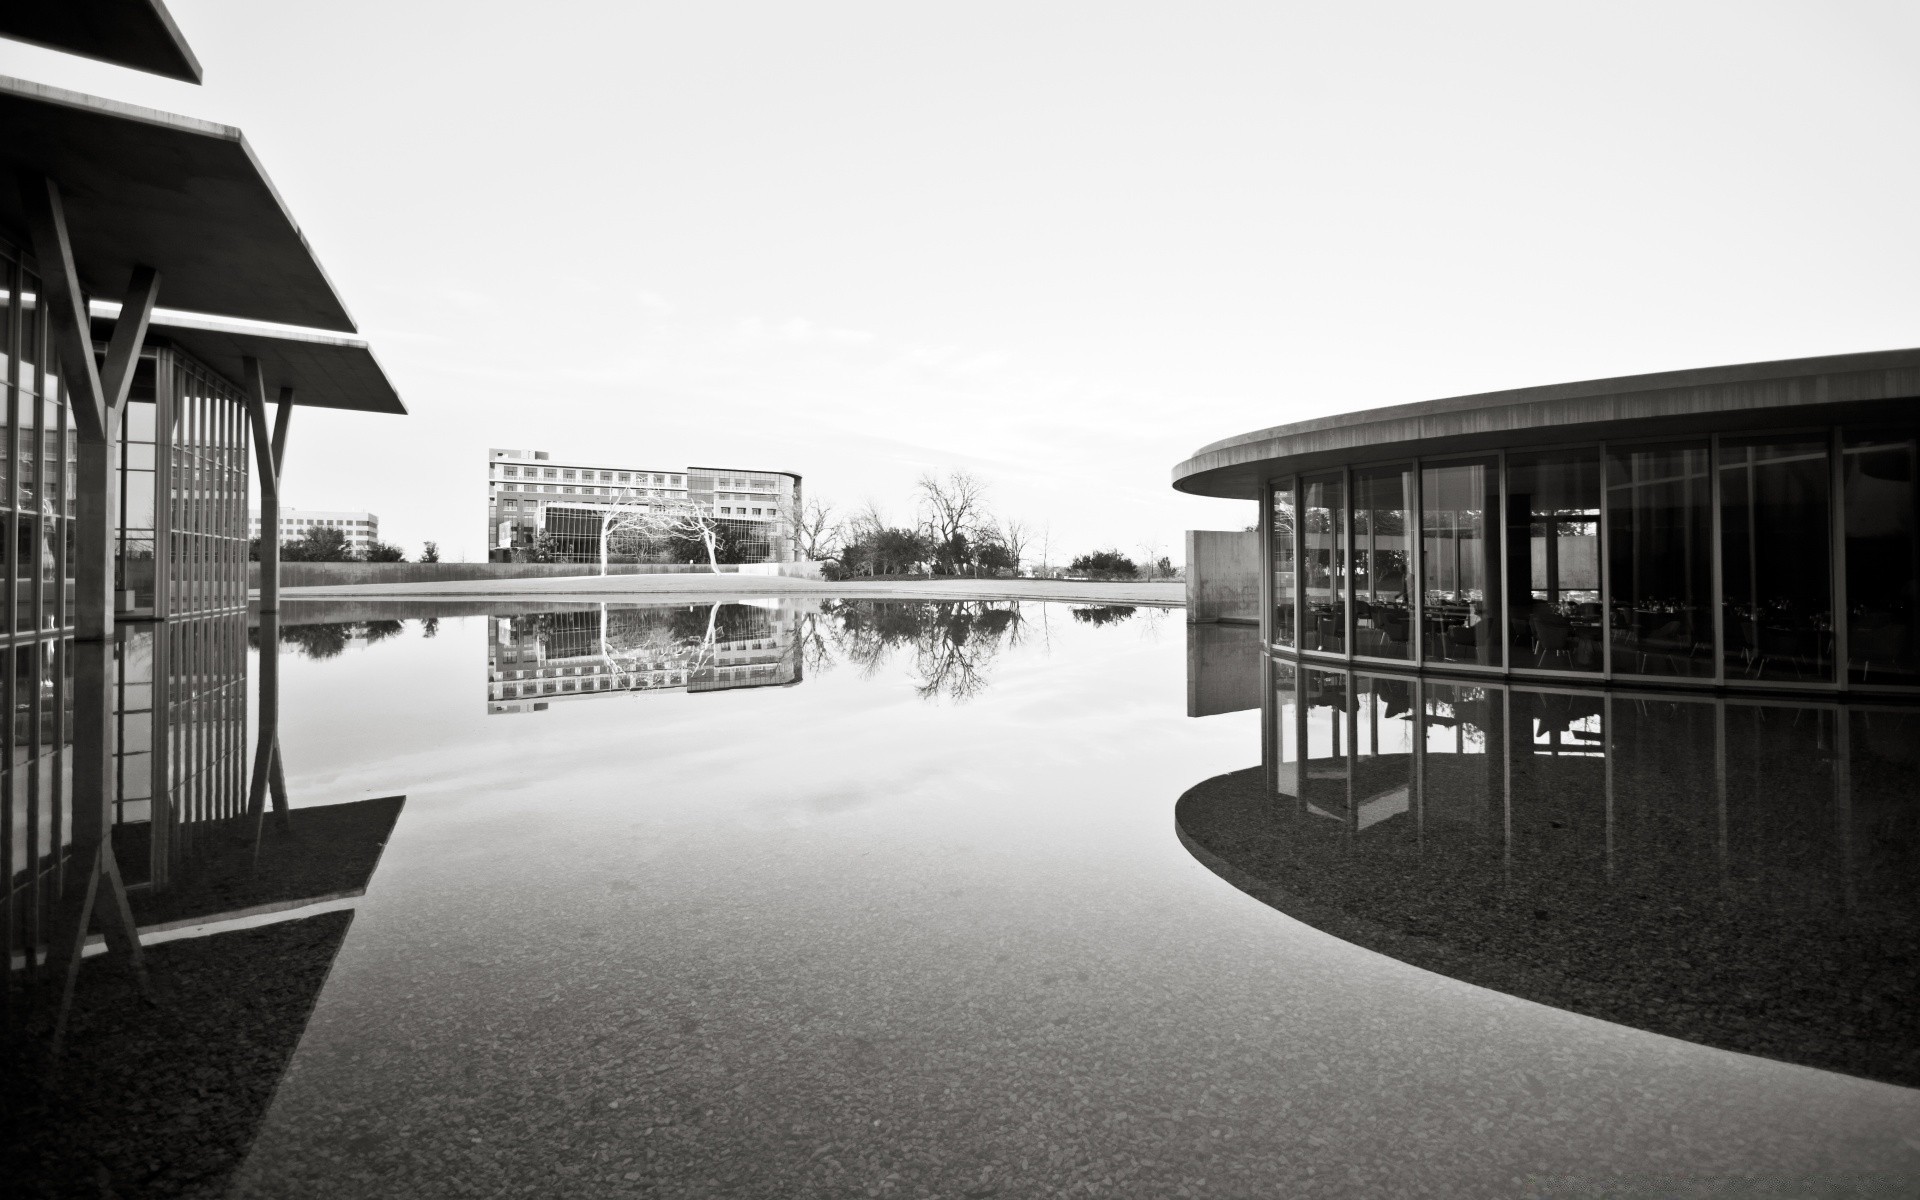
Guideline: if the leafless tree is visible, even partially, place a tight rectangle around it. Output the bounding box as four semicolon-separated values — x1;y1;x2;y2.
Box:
916;469;991;551
1138;538;1168;581
999;518;1032;576
599;489;725;573
784;496;839;563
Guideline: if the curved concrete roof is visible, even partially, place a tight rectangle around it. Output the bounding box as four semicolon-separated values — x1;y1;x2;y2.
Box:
0;77;356;332
0;0;201;83
1173;347;1920;500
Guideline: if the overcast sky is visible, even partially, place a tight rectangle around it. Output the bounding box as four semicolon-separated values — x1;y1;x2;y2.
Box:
4;2;1918;562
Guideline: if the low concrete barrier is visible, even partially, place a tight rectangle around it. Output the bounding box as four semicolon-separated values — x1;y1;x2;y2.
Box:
252;561;823;589
1185;530;1260;624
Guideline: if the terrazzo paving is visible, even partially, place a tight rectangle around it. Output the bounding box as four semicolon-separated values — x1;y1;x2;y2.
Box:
8;600;1917;1197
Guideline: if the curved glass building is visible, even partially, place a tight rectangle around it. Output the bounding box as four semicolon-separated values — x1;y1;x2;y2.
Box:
1174;349;1920;692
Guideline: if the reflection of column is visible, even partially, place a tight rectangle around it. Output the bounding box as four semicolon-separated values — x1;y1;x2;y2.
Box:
26;177;160;1032
246;610;290;845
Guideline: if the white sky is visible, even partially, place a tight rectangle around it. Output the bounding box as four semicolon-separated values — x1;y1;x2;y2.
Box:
4;2;1917;563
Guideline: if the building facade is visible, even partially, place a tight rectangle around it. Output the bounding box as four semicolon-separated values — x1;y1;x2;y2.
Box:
1172;349;1920;693
249;507;381;556
486;448;800;565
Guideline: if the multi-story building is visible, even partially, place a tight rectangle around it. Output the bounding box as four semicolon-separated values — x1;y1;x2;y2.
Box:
485;601;806;714
251;508;381;556
486;448;800;564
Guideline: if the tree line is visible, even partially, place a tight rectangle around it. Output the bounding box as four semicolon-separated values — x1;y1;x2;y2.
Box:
801;470;1178;581
250;527;439;564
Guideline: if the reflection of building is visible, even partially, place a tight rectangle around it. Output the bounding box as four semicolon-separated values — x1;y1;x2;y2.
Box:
249;507;381;556
1179;649;1920;1085
1174;351;1920;691
486;601;806;713
486;448;801;564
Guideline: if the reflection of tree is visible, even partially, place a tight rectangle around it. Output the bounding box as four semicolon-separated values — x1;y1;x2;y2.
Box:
1070;604;1136;626
820;600;1026;701
255;620;407;660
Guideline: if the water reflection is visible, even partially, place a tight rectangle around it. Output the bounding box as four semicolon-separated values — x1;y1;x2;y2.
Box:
5;608;407;1195
481;598;1046;710
1180;651;1920;1085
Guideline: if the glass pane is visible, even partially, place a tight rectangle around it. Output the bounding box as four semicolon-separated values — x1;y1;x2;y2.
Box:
1719;437;1832;682
1352;466;1413;661
1505;450;1602;672
1606;443;1712;677
1844;432;1919;685
1271;481;1296;648
1420;458;1501;666
1301;473;1345;653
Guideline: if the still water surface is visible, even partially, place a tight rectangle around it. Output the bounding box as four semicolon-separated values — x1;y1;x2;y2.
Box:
23;599;1920;1197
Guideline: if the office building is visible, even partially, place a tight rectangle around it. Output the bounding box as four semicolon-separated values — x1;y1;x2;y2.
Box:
250;507;381;556
1173;349;1920;692
486;448;800;564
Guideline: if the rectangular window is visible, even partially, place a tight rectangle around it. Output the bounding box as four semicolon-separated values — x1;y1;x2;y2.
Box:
1352;465;1413;661
543;469;557;480
1421;457;1501;667
1606;442;1712;677
1269;478;1299;645
618;472;630;482
1505;450;1602;672
1301;473;1346;653
1720;437;1832;682
1844;431;1919;685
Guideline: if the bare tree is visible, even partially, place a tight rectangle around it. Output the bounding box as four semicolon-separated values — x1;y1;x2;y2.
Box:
916;470;990;555
1000;518;1032;576
785;495;839;563
598;488;726;573
1138;538;1166;581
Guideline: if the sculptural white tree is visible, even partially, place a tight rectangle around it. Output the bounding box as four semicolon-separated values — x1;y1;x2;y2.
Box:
595;489;725;575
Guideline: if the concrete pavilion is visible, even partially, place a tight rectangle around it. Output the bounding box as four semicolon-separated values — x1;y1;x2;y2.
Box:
1;1;405;1023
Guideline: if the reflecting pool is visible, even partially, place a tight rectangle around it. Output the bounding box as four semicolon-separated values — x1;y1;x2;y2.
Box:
6;601;1918;1198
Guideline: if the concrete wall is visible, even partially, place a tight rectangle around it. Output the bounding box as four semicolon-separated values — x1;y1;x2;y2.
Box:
252;561;824;589
1185;530;1260;624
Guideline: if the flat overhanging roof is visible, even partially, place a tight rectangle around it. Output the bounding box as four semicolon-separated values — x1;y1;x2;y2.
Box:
0;76;356;332
0;0;201;83
94;305;406;416
1172;346;1920;501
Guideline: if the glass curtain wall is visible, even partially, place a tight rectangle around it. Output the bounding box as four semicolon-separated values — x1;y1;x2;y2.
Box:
1352;466;1413;661
2;236;77;1006
1270;481;1296;648
1843;432;1919;686
166;352;250;618
1421;458;1500;667
1301;474;1345;653
1262;425;1919;691
1505;451;1602;672
1718;437;1833;682
1606;444;1713;677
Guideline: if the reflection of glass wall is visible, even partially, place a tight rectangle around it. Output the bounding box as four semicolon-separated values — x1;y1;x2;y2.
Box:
1301;474;1345;653
1843;432;1918;685
1421;458;1500;667
1270;481;1296;648
1719;437;1832;681
1606;443;1712;677
1222;661;1920;1082
1505;451;1602;672
1352;466;1412;661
